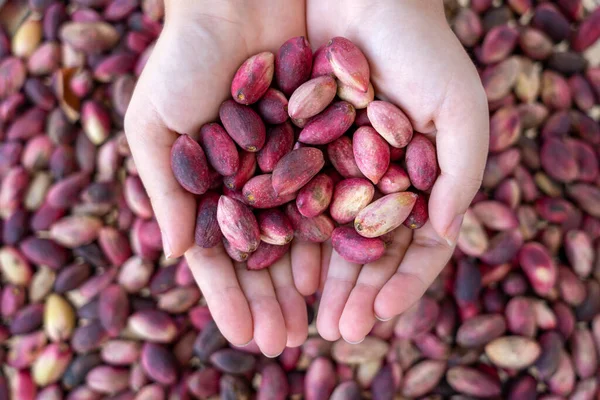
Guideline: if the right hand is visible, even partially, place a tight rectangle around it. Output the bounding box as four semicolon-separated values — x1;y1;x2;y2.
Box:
307;0;489;343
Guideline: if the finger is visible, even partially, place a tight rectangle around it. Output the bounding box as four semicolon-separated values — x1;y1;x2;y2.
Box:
338;227;412;343
269;252;308;347
185;245;253;346
429;77;489;245
319;240;333;293
237;265;287;357
291;240;321;296
124;73;195;258
231;339;261;353
374;221;454;320
316;251;362;341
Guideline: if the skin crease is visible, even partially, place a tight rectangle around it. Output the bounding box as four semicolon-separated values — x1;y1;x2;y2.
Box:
124;0;489;355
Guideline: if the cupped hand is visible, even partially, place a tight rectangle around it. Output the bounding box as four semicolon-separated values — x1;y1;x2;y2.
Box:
124;0;321;357
307;0;489;343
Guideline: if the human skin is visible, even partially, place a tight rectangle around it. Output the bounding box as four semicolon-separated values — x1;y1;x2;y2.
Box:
125;0;489;355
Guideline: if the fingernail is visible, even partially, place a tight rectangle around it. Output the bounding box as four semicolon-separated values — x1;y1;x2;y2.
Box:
264;349;284;358
344;337;365;345
162;231;172;259
375;315;392;322
237;339;253;348
444;213;464;247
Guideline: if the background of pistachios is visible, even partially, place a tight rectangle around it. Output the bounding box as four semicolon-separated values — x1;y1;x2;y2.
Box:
0;0;599;398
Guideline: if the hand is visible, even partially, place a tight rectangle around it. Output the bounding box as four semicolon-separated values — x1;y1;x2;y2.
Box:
307;0;489;343
124;0;322;357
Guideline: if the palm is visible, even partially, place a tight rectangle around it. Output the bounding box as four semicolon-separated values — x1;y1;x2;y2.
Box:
306;0;489;342
145;15;299;135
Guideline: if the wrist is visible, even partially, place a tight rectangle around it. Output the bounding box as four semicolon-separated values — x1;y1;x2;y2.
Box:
342;0;444;20
164;0;239;23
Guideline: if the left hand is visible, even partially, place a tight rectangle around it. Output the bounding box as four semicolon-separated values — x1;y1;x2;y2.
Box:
125;0;320;357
